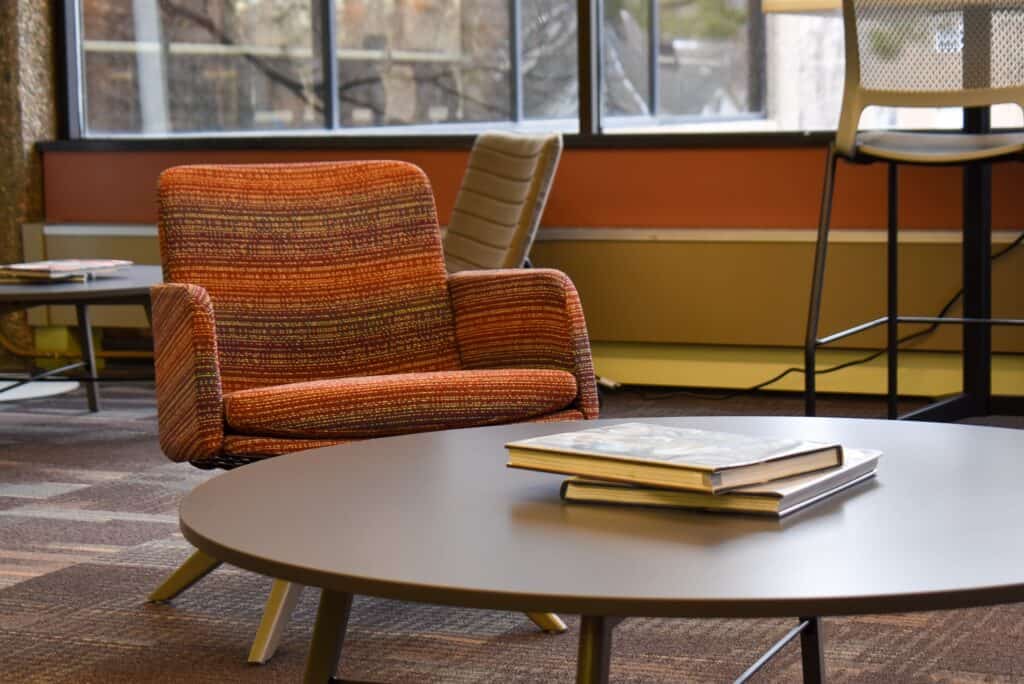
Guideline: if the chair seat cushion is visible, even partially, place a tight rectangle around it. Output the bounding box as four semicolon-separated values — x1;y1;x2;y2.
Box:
223;369;578;439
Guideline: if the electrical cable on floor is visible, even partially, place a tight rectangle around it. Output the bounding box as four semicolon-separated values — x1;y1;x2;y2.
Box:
618;230;1024;402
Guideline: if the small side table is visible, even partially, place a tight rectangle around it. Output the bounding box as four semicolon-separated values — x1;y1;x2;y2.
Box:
0;265;162;411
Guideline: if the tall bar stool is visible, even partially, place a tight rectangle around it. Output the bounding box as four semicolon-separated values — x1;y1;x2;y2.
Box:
805;0;1024;418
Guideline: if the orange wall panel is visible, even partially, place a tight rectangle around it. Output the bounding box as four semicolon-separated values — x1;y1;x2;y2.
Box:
42;146;1024;230
43;149;468;225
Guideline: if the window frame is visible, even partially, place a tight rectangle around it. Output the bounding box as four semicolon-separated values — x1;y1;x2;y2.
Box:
55;0;832;149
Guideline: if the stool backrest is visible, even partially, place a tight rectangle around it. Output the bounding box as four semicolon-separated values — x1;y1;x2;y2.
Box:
837;0;1024;154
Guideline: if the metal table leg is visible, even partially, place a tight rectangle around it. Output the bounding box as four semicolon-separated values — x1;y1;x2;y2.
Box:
304;590;353;684
800;616;826;683
74;303;100;412
576;615;621;684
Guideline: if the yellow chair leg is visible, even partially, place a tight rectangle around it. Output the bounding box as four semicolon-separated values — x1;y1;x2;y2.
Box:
148;549;222;602
248;580;305;664
526;612;568;633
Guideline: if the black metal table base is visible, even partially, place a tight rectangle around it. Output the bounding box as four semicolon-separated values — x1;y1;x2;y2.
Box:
306;597;827;684
577;614;826;684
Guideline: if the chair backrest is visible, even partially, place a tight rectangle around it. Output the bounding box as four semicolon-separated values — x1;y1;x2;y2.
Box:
443;131;563;272
836;0;1024;154
158;161;461;394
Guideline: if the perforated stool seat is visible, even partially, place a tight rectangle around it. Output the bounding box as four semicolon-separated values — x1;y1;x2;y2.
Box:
856;130;1024;163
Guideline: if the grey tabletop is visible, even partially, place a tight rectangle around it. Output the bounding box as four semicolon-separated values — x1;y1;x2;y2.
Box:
180;417;1024;618
0;265;162;303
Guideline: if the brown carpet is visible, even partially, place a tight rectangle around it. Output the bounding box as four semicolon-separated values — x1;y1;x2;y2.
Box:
1;383;1022;682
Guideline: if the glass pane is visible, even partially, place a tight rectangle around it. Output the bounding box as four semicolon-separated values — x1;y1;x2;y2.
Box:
602;0;762;130
602;5;1024;134
765;13;1024;133
81;0;321;134
335;0;507;128
657;0;758;119
523;0;579;122
333;0;578;131
602;0;652;117
762;13;843;132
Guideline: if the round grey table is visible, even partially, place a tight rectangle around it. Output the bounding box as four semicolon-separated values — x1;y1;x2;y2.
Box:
179;417;1024;683
0;265;161;411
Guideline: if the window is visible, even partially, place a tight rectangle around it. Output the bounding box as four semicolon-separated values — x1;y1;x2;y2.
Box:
66;1;1022;138
73;0;579;136
602;0;765;131
80;0;323;134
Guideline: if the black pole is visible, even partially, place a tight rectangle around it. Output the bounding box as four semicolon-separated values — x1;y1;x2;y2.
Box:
887;163;899;419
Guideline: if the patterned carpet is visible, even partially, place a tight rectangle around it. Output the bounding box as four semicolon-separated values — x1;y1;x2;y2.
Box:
0;383;1022;682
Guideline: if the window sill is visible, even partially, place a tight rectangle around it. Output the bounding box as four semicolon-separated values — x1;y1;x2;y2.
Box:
38;130;836;153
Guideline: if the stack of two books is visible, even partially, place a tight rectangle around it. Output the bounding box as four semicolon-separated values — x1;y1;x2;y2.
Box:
506;422;880;518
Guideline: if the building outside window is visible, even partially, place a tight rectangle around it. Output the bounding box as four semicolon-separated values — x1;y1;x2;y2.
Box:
71;0;1023;138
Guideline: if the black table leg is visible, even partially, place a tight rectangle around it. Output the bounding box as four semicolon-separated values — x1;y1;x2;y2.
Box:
962;156;992;418
304;590;353;684
799;616;825;683
577;615;620;684
74;303;100;412
887;163;899;420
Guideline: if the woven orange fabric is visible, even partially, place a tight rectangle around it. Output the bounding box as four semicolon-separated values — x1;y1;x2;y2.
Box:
223;435;350;459
531;409;586;423
150;284;224;463
223;369;578;439
222;409;582;460
448;269;599;419
158;161;460;394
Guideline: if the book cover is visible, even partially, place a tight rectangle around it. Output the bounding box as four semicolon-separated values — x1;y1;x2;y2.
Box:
506;422;843;493
560;448;880;517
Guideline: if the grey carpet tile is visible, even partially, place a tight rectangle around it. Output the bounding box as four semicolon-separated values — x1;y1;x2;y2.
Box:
0;482;92;499
0;383;1020;682
1;548;1023;682
42;479;188;516
0;515;176;555
0;459;134;485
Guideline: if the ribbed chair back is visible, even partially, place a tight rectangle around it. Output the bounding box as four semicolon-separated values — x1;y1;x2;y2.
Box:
157;161;461;394
837;0;1024;154
443;131;563;272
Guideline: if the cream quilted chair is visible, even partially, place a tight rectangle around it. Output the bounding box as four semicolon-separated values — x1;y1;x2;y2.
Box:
443;131;563;272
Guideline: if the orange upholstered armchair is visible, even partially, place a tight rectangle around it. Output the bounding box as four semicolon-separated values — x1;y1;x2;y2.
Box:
147;160;598;663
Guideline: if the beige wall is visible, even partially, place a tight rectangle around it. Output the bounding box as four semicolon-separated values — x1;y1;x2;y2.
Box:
532;230;1024;353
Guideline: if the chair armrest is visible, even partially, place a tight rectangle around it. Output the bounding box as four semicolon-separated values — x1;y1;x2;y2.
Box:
448;269;598;418
151;283;224;463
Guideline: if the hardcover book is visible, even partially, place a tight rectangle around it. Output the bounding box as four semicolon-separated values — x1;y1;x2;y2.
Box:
560;448;880;517
506;422;843;494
